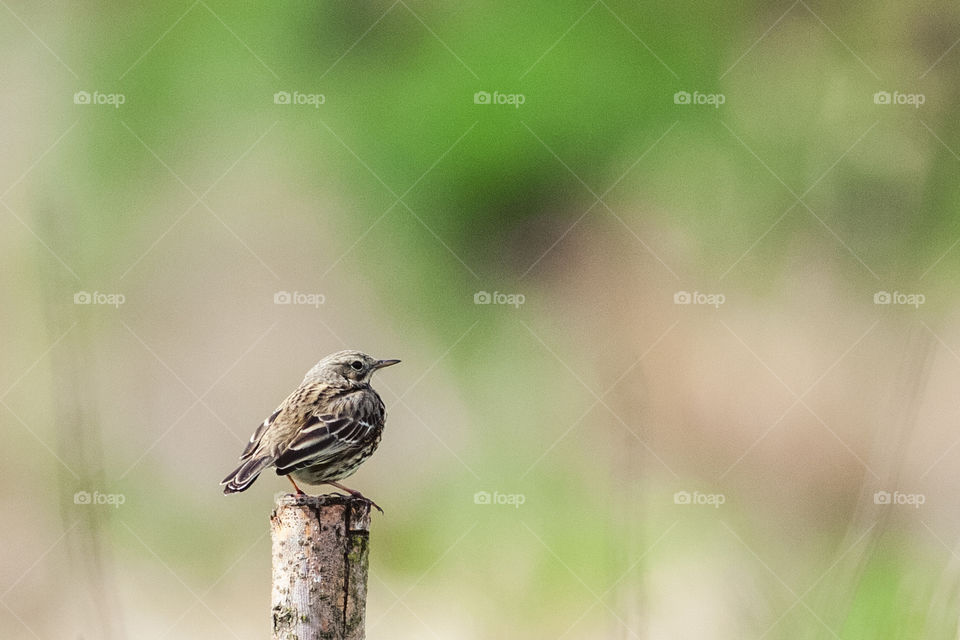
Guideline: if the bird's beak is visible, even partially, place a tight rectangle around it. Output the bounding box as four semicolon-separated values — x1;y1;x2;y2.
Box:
374;359;401;369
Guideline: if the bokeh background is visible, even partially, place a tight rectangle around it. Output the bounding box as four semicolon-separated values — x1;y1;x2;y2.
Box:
3;1;960;638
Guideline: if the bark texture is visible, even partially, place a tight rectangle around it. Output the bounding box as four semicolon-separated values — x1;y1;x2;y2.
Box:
270;493;371;640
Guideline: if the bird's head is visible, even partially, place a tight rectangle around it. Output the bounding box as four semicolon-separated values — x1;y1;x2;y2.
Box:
305;350;400;385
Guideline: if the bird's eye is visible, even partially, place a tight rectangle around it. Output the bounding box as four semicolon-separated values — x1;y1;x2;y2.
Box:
351;360;363;371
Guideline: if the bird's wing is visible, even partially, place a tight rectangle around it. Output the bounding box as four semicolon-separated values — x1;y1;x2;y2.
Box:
238;406;282;460
274;388;384;473
237;380;323;460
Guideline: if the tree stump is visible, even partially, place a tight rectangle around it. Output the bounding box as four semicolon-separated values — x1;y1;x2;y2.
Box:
270;493;371;640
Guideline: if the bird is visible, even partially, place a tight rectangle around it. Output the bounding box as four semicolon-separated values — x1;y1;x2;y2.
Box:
221;350;399;512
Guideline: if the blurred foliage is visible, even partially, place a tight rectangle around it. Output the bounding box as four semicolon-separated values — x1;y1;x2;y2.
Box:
5;0;960;637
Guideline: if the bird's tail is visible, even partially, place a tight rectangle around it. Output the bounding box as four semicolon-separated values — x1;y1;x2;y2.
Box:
221;455;274;494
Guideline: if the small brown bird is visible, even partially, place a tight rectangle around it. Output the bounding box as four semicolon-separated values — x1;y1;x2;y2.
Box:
221;350;399;512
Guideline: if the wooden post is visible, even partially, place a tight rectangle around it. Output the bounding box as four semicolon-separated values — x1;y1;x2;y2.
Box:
270;493;371;640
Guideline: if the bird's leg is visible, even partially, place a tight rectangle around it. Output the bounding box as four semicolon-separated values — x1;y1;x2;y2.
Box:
326;481;383;514
287;475;306;495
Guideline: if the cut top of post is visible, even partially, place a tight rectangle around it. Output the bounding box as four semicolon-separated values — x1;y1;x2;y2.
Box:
272;493;372;532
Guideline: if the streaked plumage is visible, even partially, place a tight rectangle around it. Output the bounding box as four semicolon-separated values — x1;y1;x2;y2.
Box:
221;350;399;511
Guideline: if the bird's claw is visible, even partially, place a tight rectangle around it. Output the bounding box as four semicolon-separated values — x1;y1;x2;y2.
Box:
346;492;383;514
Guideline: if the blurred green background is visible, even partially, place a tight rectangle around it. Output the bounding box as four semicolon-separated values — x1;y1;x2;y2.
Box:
3;1;960;638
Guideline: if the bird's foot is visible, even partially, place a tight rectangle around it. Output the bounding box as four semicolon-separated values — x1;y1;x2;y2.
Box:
362;495;384;514
327;481;384;514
